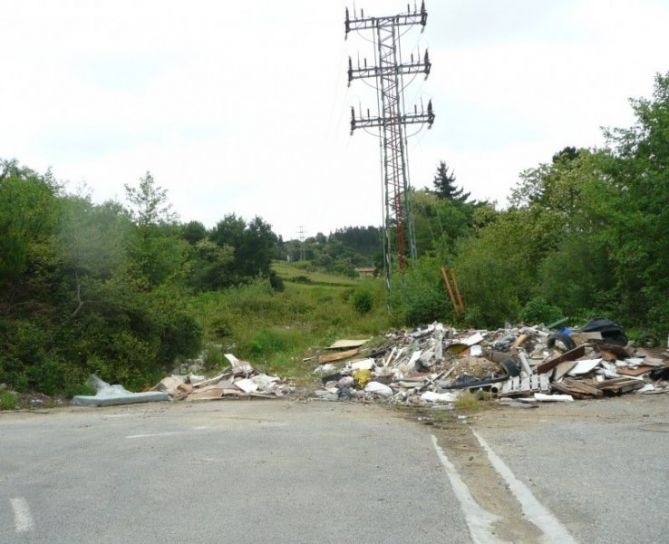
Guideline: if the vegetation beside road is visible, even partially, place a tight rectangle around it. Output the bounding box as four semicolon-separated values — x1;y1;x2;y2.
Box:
1;72;668;402
189;264;390;379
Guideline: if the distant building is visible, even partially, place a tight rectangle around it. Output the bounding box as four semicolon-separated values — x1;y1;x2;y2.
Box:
355;267;375;277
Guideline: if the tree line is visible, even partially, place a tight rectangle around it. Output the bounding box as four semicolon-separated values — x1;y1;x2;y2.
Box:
0;166;278;394
1;71;667;395
394;72;669;339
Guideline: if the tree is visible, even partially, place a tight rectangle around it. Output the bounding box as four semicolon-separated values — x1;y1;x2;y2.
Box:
411;190;471;258
124;172;177;227
432;161;470;202
602;71;669;329
0;160;59;305
209;214;277;285
124;173;185;286
182;221;207;245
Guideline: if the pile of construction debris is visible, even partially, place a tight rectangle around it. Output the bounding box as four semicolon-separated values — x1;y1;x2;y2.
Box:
311;319;669;406
153;354;293;401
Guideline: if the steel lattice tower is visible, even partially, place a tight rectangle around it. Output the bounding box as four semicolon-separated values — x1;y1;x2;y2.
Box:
345;1;434;292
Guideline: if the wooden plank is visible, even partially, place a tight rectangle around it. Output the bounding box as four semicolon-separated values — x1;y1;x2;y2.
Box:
188;387;225;400
553;360;576;381
318;348;359;363
512;334;529;349
441;266;458;311
537;345;586;374
617;366;654;377
552;379;603;398
570;332;603;345
596;378;645;394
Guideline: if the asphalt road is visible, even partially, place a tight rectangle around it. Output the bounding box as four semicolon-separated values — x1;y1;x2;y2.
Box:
1;395;667;543
473;395;669;544
0;401;469;544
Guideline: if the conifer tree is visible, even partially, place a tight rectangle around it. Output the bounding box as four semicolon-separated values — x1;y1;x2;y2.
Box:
432;161;470;202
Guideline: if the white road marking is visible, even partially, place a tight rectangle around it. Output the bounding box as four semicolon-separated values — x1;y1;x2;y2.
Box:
472;430;578;544
430;435;501;544
125;431;181;439
10;497;34;533
126;426;209;439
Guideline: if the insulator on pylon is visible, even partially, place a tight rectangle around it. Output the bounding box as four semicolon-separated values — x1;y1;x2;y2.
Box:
427;100;435;127
345;7;350;38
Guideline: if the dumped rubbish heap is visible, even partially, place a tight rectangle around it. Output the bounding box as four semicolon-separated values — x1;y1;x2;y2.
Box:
72;354;292;407
311;319;669;406
153;354;293;401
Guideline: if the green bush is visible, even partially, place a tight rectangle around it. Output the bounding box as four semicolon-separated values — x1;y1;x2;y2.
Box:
351;288;373;314
520;297;563;325
269;270;285;292
65;382;96;398
389;258;449;326
0;390;18;410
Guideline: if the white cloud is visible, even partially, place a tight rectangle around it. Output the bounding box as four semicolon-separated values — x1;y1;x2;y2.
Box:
1;0;667;237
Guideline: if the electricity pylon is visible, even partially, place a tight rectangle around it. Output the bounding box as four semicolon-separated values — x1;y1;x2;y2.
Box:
345;1;434;293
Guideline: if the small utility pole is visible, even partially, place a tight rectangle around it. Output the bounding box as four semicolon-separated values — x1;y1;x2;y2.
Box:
346;1;434;294
297;225;306;262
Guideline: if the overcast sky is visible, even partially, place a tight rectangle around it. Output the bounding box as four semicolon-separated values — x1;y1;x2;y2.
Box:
2;0;667;239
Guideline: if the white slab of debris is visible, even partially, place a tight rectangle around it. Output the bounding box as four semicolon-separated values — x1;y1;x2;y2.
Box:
349;358;375;371
534;393;574;402
234;378;259;394
636;384;656;394
251;374;279;391
407;350;422;370
469;345;483;357
568;359;602;376
461;332;484;346
624;357;645;367
421;391;458;403
73;376;168;407
364;382;393;397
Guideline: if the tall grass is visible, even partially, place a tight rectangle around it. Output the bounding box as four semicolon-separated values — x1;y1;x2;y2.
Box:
188;269;391;378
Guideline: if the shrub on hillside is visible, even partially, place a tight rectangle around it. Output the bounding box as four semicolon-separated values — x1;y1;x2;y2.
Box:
351;288;373;314
519;297;563;325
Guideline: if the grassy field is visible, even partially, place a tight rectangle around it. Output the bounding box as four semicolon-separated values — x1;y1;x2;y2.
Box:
188;262;391;380
271;260;360;286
